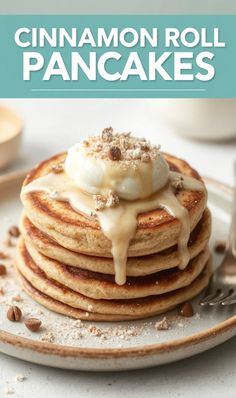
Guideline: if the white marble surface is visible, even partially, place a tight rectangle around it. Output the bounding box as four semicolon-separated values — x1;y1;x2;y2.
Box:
0;99;236;397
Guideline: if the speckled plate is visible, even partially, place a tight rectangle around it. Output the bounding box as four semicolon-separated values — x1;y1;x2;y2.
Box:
0;171;235;371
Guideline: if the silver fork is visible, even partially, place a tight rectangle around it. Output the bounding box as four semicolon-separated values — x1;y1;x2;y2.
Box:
199;162;236;306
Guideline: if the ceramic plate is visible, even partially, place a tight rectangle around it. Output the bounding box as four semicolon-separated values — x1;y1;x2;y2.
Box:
0;171;235;371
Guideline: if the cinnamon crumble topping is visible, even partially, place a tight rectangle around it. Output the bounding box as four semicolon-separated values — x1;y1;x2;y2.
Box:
155;317;171;330
51;162;64;174
171;175;184;190
93;194;107;211
81;127;161;166
93;190;119;211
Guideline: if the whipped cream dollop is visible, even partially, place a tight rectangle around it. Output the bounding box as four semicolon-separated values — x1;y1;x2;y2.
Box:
65;128;169;200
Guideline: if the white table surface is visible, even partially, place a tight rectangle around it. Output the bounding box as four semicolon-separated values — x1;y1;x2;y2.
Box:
0;99;236;397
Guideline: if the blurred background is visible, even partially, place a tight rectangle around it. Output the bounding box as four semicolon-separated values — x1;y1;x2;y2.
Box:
0;98;235;185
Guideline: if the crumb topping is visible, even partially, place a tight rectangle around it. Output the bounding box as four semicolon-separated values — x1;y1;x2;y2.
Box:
81;127;161;165
51;162;64;174
155;317;171;331
171;174;184;190
93;190;119;211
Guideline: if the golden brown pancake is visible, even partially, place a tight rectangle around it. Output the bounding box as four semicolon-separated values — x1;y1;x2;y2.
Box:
17;238;210;300
20;208;211;276
21;152;207;257
15;259;212;321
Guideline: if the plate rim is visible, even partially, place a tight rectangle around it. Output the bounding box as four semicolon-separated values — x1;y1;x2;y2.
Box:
0;170;235;360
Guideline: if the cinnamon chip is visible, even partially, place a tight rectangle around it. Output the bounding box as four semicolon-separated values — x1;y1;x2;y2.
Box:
0;264;6;276
108;146;122;161
214;241;226;254
8;226;20;238
178;302;194;317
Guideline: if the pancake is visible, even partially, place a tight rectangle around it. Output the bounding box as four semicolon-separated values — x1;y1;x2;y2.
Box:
18;238;210;300
21;152;207;258
20;208;211;276
15;260;212;321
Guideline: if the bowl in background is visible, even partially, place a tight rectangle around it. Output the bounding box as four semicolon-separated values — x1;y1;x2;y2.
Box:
0;106;23;170
151;99;236;141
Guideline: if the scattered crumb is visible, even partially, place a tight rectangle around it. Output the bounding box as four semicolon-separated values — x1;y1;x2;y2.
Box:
8;226;20;238
155;317;171;331
15;374;26;382
4;387;15;395
214;240;226;254
11;294;23;303
0;251;8;260
71;330;83;339
41;332;55;343
73;319;83;328
89;326;102;337
4;237;14;248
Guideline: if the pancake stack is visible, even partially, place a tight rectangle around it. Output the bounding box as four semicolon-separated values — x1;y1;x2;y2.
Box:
16;147;212;321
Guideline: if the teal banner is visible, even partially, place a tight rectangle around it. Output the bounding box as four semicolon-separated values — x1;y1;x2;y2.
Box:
0;15;235;98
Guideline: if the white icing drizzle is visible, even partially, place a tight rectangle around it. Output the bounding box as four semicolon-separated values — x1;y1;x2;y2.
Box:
21;171;206;285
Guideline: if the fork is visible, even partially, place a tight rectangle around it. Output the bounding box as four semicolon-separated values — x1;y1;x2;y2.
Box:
199;162;236;306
